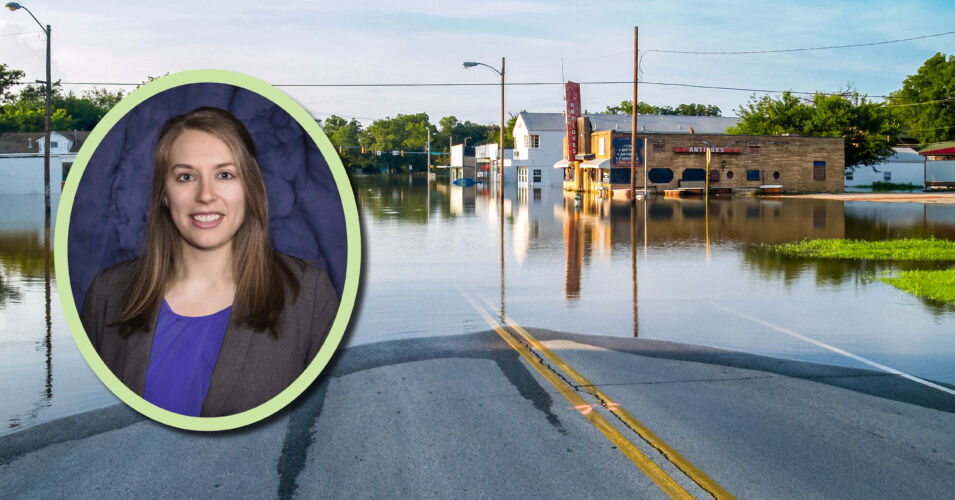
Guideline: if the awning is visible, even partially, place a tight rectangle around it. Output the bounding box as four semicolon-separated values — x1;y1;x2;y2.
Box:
553;159;571;169
581;158;611;169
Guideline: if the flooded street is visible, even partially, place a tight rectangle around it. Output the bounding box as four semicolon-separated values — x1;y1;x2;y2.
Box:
348;175;955;384
3;177;955;433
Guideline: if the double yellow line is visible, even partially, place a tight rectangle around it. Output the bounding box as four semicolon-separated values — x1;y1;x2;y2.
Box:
460;289;733;500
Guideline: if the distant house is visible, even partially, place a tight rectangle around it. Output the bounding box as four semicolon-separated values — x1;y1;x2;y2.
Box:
845;147;925;189
512;112;568;188
0;131;90;195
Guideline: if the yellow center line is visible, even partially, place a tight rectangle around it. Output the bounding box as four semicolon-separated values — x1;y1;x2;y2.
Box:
470;290;733;500
460;291;693;500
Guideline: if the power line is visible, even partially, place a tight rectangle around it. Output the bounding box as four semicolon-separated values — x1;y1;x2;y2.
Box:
14;78;955;106
641;30;955;56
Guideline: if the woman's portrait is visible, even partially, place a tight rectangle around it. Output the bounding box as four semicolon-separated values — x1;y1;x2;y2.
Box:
67;80;353;420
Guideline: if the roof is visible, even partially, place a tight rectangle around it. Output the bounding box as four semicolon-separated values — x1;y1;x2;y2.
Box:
889;147;924;163
919;141;955;156
517;112;739;134
0;131;91;154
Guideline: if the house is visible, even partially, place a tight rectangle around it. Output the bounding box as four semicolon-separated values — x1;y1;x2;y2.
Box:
511;112;568;188
845;147;925;189
0;130;90;195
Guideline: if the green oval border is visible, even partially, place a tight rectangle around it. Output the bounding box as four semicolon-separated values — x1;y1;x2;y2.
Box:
54;69;361;432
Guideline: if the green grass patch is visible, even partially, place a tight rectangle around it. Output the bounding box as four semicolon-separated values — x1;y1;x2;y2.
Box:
881;269;955;304
768;238;955;261
867;181;921;192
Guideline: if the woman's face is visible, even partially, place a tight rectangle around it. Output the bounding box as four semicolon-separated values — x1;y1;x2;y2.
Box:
163;129;246;253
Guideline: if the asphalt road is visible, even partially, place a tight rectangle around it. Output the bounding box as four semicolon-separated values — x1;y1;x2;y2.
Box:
2;329;954;499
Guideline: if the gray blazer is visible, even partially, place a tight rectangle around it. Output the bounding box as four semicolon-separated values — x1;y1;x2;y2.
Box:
80;254;339;417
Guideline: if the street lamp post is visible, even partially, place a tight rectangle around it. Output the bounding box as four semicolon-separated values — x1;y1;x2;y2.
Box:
6;2;51;221
462;58;505;196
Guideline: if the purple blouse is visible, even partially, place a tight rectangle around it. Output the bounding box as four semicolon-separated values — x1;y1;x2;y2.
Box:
143;299;232;416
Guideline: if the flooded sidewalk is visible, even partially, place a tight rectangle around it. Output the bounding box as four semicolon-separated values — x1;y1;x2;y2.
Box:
2;331;954;499
786;192;955;204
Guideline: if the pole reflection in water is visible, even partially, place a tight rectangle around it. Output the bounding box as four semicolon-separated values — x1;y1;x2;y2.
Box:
631;199;638;337
499;192;505;323
43;210;52;400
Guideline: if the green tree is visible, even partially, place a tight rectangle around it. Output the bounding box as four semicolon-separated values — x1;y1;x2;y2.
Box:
0;63;25;102
729;90;898;168
605;100;721;116
484;111;521;148
322;115;369;171
362;113;437;173
889;52;955;145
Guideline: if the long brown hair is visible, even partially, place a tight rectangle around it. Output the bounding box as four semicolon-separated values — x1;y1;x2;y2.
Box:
116;106;299;337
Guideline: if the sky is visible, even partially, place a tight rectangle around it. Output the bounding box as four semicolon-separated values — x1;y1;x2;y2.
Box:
1;0;953;127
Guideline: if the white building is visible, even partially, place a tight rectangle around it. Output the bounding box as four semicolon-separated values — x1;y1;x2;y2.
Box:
511;112;567;188
845;147;925;189
475;143;514;186
0;131;89;195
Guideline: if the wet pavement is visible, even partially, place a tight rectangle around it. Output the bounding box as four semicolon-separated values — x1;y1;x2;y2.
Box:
3;330;954;499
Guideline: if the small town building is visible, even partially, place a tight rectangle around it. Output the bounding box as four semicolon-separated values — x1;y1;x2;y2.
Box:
551;115;844;195
920;141;955;190
476;143;514;186
845;147;925;189
0;131;90;195
512;112;568;188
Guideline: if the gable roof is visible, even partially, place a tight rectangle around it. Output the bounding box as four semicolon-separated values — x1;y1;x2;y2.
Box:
0;131;92;154
517;112;739;134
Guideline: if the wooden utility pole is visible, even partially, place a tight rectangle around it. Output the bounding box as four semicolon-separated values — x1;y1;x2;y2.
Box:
631;26;638;203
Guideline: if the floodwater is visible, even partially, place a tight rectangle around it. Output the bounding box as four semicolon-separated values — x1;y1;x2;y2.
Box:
3;178;955;434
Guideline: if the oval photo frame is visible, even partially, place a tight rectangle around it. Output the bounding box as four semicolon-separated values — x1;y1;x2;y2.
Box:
55;69;361;431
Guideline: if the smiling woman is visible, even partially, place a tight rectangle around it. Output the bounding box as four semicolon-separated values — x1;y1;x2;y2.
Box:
78;106;340;418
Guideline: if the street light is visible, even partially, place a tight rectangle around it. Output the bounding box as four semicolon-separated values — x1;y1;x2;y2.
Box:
462;58;505;195
6;1;52;221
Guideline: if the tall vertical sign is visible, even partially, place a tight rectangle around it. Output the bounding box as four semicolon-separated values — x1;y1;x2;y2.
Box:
564;81;580;160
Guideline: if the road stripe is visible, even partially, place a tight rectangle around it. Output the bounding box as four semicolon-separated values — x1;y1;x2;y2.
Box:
501;318;734;500
713;303;955;397
460;290;695;500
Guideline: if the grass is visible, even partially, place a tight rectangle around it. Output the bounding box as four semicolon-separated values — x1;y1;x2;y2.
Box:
867;181;921;192
764;238;955;305
767;237;955;261
881;269;955;304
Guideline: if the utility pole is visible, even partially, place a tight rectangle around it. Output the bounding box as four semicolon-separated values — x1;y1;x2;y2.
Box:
631;26;638;203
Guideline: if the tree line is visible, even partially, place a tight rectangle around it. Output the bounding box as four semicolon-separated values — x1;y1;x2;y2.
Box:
2;52;951;171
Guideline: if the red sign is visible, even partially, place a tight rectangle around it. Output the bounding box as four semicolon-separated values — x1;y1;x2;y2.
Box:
672;146;743;153
564;81;580;160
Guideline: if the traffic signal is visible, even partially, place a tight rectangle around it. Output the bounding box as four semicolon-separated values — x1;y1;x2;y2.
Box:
361;146;365;154
401;150;405;157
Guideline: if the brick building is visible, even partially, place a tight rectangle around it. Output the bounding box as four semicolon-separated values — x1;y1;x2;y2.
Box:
560;124;845;195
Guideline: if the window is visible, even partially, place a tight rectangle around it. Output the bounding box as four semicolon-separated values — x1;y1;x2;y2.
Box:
749;146;760;154
846;171;853;181
653;143;665;153
884;171;891;182
746;169;760;181
50;141;58;148
524;134;540;148
533;169;542;183
533;188;542;201
62;162;73;182
598;137;606;156
813;161;826;180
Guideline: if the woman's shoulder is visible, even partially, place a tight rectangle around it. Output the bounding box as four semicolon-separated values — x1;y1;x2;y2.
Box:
275;252;330;283
89;257;142;291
